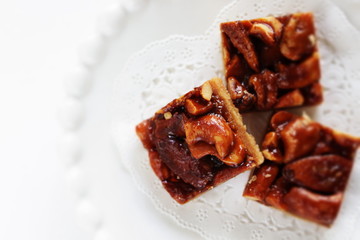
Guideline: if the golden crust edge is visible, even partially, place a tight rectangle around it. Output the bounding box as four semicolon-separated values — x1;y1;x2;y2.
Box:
208;77;264;166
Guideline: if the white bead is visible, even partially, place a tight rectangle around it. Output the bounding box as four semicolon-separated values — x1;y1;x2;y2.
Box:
122;0;148;12
94;228;113;240
66;166;87;197
97;3;127;38
58;132;81;166
78;35;106;67
64;66;92;98
58;97;84;131
77;200;101;232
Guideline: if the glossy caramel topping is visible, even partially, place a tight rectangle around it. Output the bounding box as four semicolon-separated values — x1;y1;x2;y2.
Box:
136;80;256;204
244;111;360;226
221;12;322;112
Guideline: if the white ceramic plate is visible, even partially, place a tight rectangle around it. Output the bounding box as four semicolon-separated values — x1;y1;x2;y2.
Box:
60;0;360;239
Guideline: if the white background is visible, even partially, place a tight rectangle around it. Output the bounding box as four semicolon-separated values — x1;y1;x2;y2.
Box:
0;0;359;240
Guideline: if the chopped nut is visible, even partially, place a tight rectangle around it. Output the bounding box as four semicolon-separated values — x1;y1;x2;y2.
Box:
249;175;257;184
264;174;272;178
277;52;320;89
274;89;304;108
280;13;316;61
201;82;213;101
164;112;172;120
185;99;213;116
184;114;234;159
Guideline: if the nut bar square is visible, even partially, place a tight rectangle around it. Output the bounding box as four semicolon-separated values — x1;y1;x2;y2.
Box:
220;12;322;112
136;78;263;204
243;111;360;226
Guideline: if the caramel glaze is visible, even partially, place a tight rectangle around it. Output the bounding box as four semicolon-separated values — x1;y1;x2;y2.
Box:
244;111;360;226
136;87;255;204
221;13;322;112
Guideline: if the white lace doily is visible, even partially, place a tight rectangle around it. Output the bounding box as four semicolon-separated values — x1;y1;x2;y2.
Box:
112;0;360;239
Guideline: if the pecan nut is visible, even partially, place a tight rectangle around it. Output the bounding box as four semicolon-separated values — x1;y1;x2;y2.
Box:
274;89;304;109
280;12;316;61
221;21;259;72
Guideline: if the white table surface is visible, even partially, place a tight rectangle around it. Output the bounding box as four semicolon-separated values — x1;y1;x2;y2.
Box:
0;1;359;240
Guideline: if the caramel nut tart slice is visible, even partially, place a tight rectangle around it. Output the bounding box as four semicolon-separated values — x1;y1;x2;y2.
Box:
221;12;322;112
243;111;360;226
136;78;263;204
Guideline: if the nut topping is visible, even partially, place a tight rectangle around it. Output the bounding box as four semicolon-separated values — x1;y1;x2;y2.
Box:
221;21;259;72
222;13;322;113
270;111;296;130
277;52;320;89
225;55;250;79
250;17;283;45
283;155;352;193
184;114;234;159
249;70;278;110
164;112;172;120
274;89;304;109
262;131;283;162
243;162;279;201
252;17;283;40
280;12;316;61
227;77;256;111
250;23;276;45
185;99;213;116
221;136;247;166
244;110;360;226
280;117;321;162
201;82;213;101
283;187;342;227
